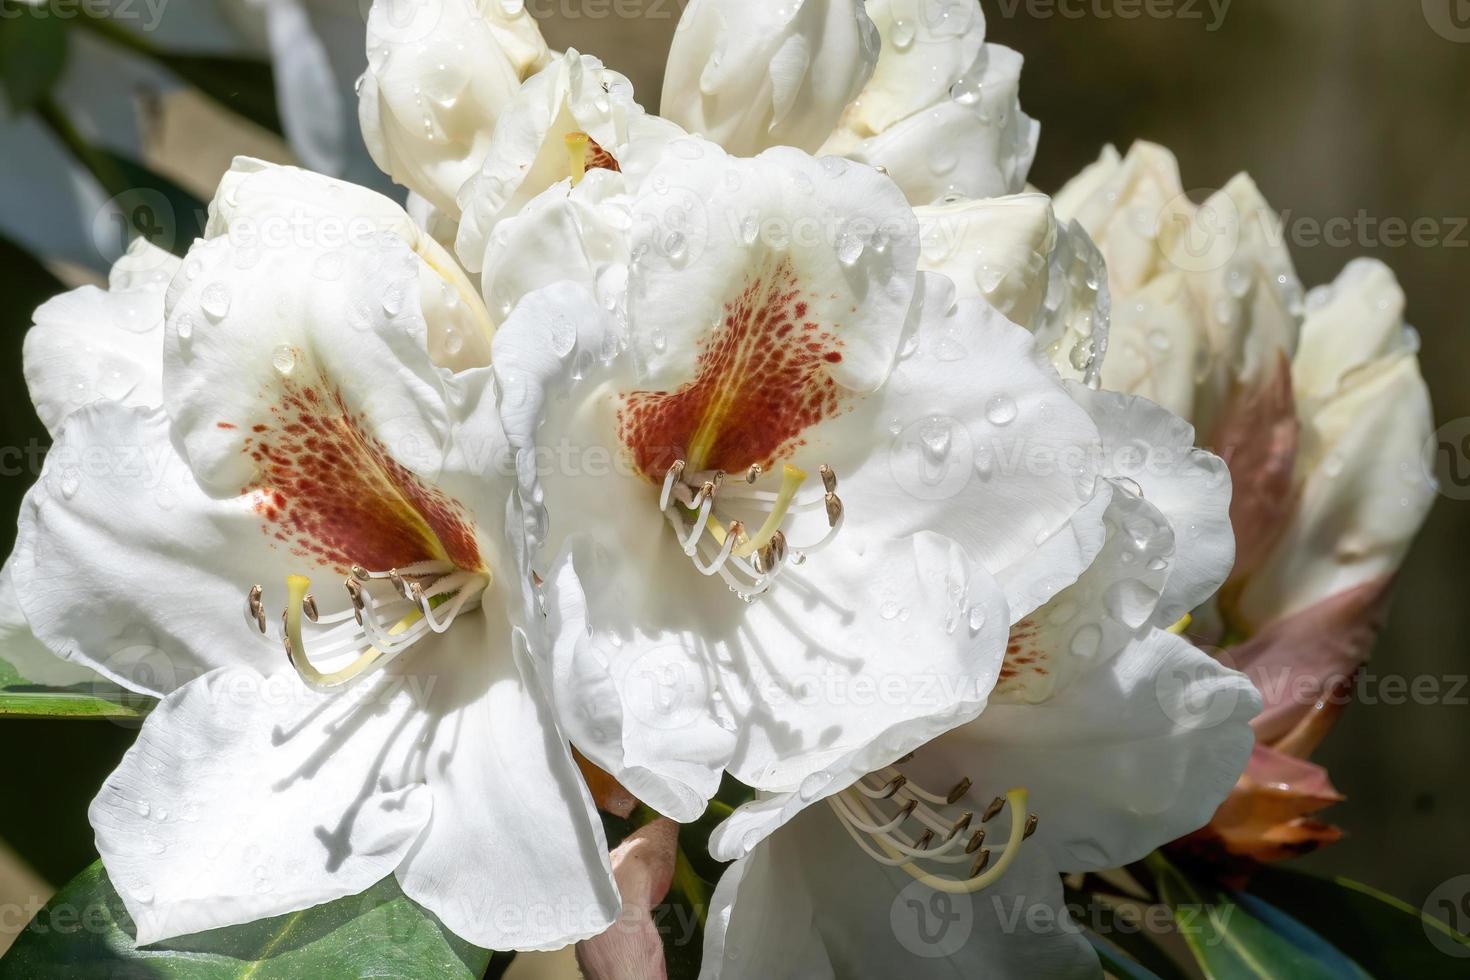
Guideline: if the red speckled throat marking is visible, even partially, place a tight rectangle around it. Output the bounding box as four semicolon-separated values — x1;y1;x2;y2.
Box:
237;366;481;575
618;258;846;481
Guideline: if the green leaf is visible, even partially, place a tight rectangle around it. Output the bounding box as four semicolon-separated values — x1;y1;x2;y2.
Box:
69;13;282;135
1064;883;1191;980
149;54;282;135
0;3;67;115
1085;929;1167;980
1149;853;1371;980
1249;865;1470;978
0;686;153;721
0;862;493;978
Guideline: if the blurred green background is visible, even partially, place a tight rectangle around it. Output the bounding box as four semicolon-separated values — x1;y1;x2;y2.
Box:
0;0;1466;946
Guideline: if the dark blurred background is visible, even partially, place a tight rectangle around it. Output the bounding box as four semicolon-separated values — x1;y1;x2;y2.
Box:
1;0;1466;946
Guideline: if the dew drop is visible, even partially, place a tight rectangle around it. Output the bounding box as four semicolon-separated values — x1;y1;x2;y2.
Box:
918;416;953;462
835;228;865;267
200;281;232;322
799;770;832;800
176;313;195;341
967;605;987;634
984;394;1018;426
549;314;577;357
59;470;80;499
271;345;297;375
890;17;915;49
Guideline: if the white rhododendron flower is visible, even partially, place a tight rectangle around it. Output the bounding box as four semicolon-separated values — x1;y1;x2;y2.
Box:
699;384;1258;978
492;135;1125;824
663;0;1036;203
7;162;627;949
358;0;550;215
454;50;683;276
914;191;1110;385
1056;142;1434;864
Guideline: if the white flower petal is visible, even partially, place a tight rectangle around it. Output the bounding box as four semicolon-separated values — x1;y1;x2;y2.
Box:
162;220;453;496
14;404;294;695
473;169;631;323
0;554;101;687
1065;382;1234;625
626;141;918;396
455;51;680;263
825;44;1037;205
358;0;524;213
92;664;431;945
1238;353;1434;626
802;276;1107;618
204;158;494;372
661;0;878;156
826;0;986;142
1294;258;1416;403
23;240;177;437
707;805;1096;979
914;194;1110;384
927;628;1260;872
394;611;621;951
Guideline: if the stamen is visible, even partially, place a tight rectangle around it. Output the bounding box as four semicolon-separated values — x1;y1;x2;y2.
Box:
246;584;267;634
827;759;1040;896
565;131;590;187
734;464;806;558
255;561;486;691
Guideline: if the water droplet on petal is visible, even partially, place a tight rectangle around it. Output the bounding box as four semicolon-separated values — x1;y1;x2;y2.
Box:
59;470;80;499
799;770;832;800
272;345;297;375
985;394;1017;426
200;282;231;322
549;314;577;357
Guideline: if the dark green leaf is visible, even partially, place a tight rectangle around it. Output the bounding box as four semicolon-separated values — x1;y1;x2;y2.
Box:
1085;929;1167;980
1065;882;1191;980
0;3;67;115
1249;865;1470;978
1149;853;1370;980
70;14;282;135
147;54;282;135
0;862;493;979
33;97;208;260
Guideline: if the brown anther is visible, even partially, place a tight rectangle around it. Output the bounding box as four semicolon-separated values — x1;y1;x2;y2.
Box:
389;569;408;598
825;493;843;527
302;593;319;623
409;582;425;604
667;459;686;482
746;464;762;484
982;796;1006;822
350;565;370;582
247;584;267;634
946;777;973;805
728;520;745;540
914;829;935;851
820;463;837;494
965;828;987;853
1023;814;1039;840
969;849;991;877
697;480;716;503
947;811;973;840
344;577;365;626
767;530;788;565
878;774;908;799
898;798;919;821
